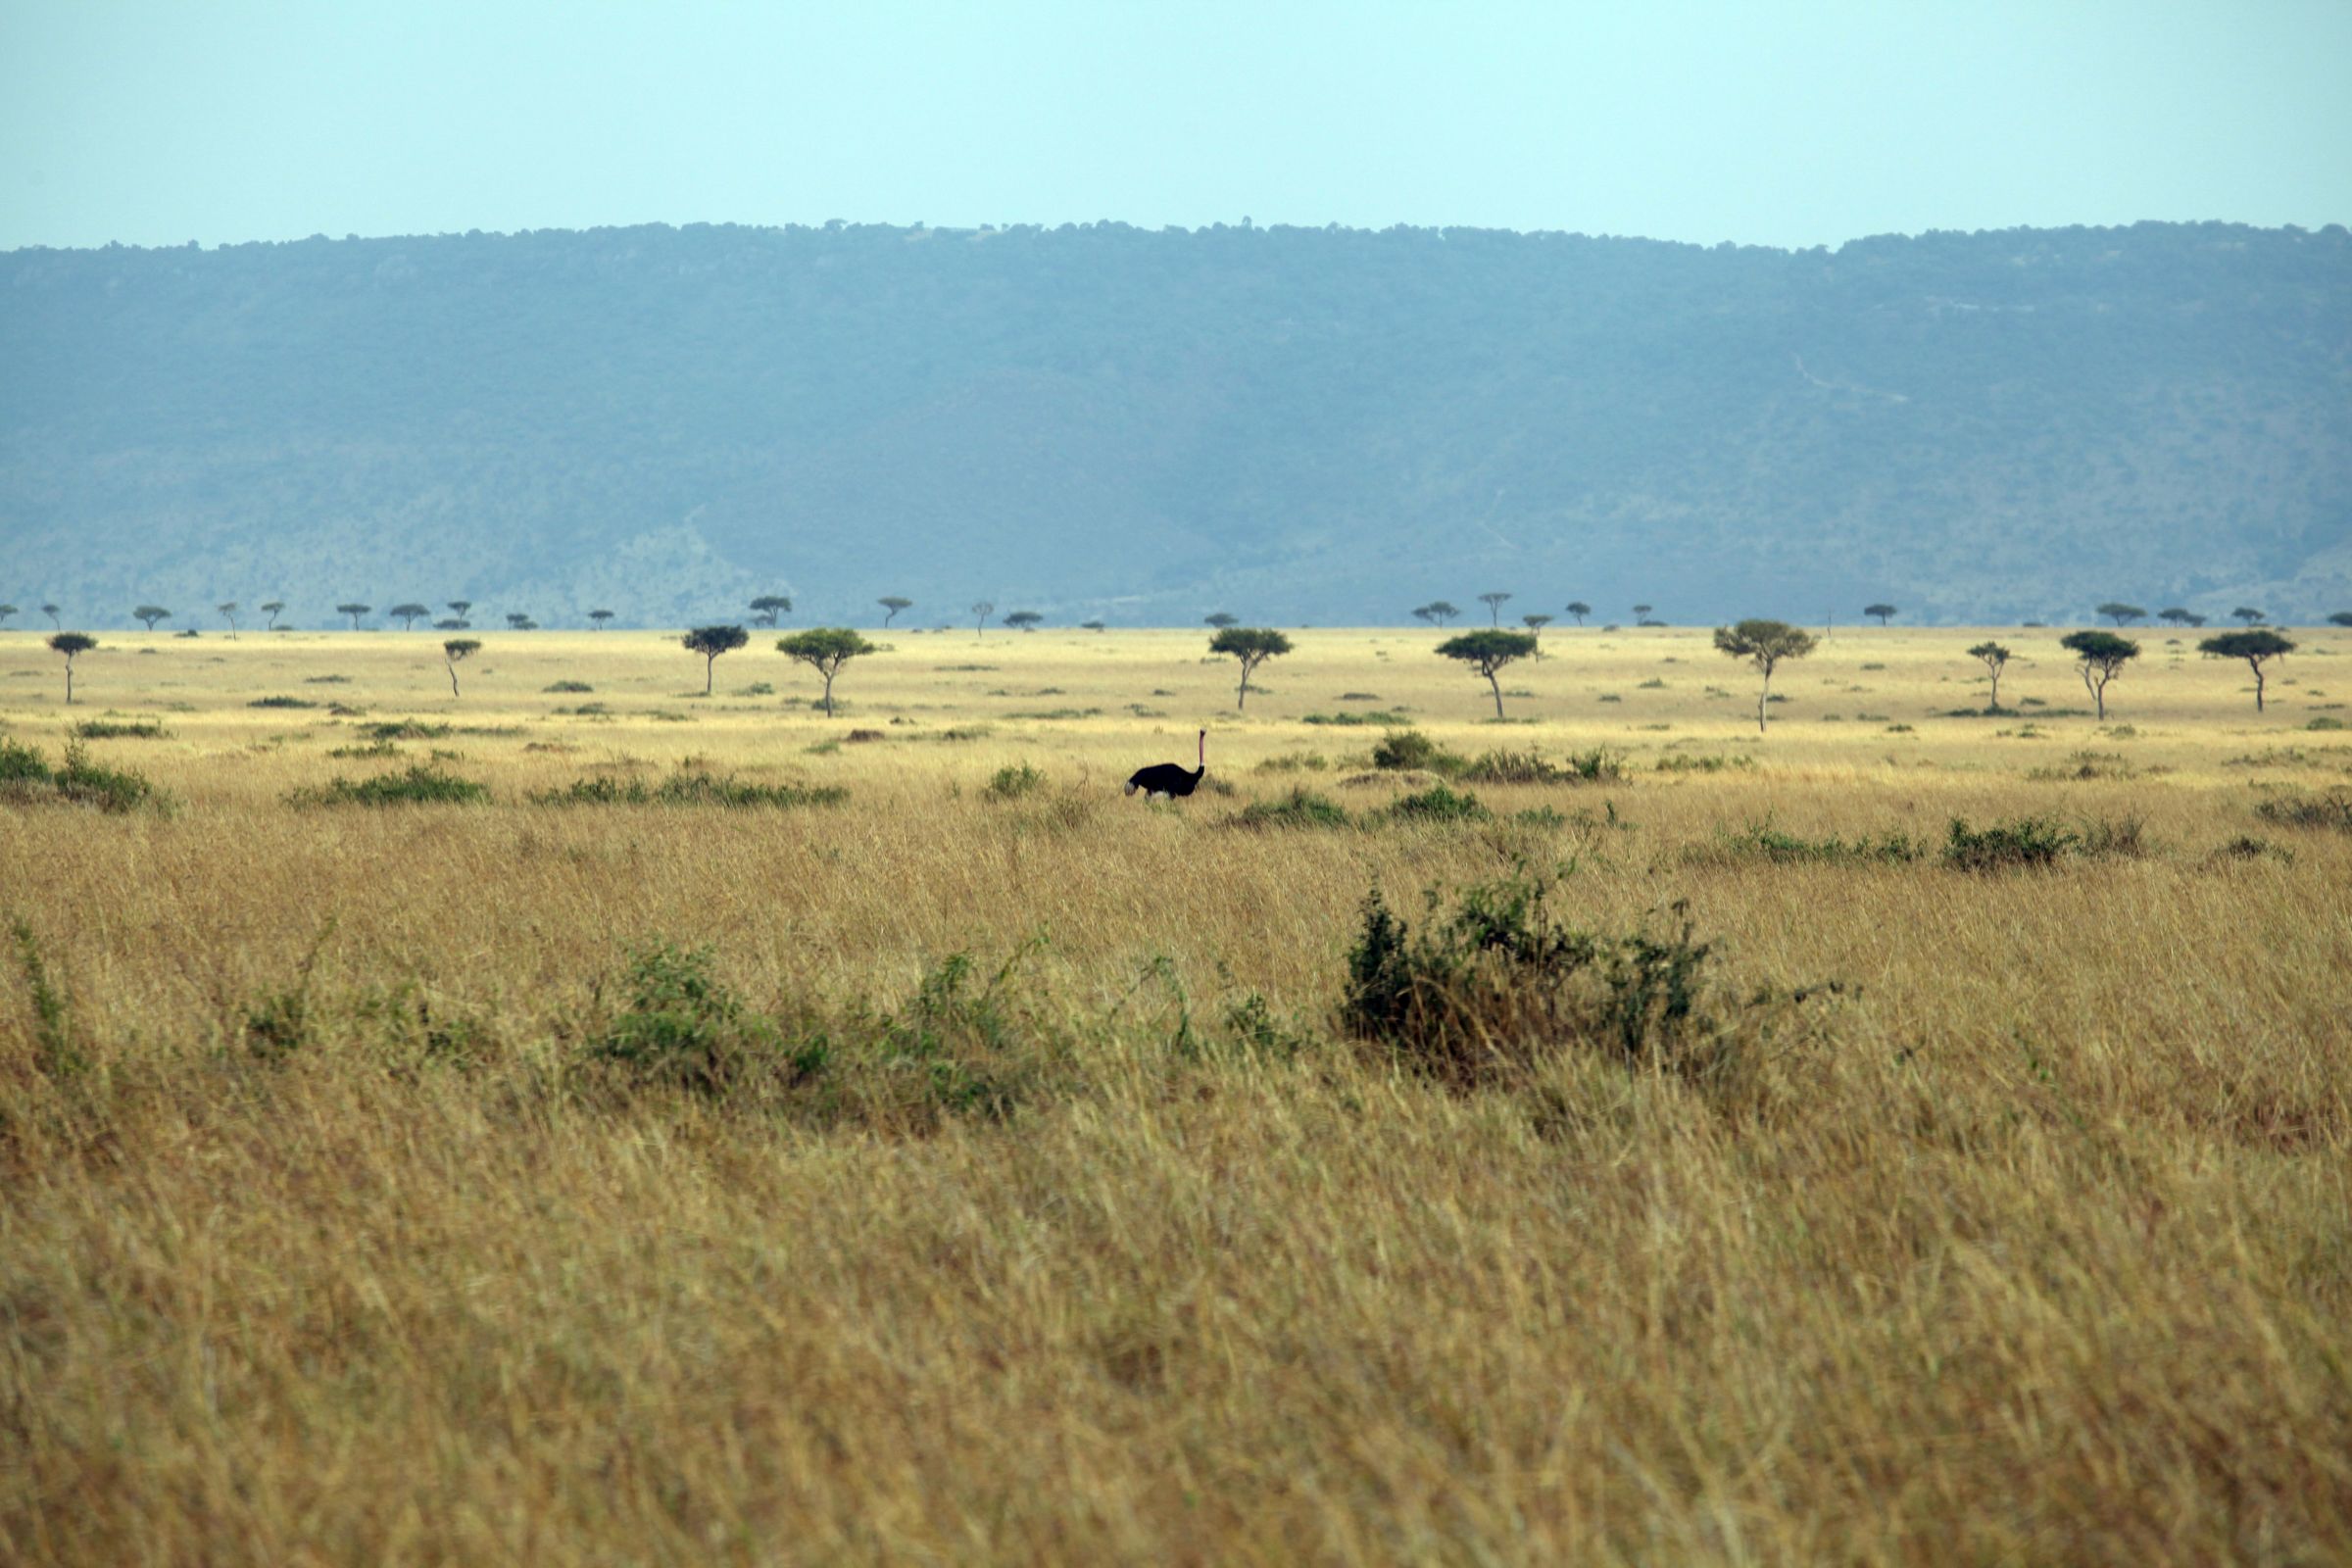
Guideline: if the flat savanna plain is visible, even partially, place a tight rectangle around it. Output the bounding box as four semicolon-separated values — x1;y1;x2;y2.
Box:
3;624;2349;1565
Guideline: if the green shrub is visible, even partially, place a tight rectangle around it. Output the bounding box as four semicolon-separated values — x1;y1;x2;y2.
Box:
2253;790;2352;833
531;771;846;808
1302;710;1414;727
985;761;1045;800
1369;727;1463;772
360;720;454;741
1341;871;1760;1090
2307;716;2346;731
1943;816;2079;871
70;717;169;740
582;944;785;1094
1387;783;1491;823
1;739;161;812
543;680;594;694
1459;746;1623;784
1654;753;1754;774
290;764;489;807
247;696;318;709
1234;787;1352;830
1699;820;1923;865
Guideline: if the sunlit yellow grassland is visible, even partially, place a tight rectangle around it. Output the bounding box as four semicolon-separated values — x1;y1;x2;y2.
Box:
4;620;2349;1564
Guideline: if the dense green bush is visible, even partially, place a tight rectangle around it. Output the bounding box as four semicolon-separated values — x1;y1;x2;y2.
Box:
1943;816;2079;871
1386;783;1491;823
531;772;847;808
290;765;489;807
1233;787;1352;830
2253;790;2352;832
1369;727;1463;772
0;738;162;812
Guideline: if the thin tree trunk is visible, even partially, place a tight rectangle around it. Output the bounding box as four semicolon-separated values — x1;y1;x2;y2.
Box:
65;663;74;704
705;658;714;696
448;663;460;698
2254;664;2265;712
822;670;835;716
1489;671;1504;719
1758;669;1770;734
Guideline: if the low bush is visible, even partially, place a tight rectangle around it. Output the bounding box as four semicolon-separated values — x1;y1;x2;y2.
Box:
1943;816;2079;871
2253;790;2352;833
360;720;455;741
984;761;1045;800
1341;870;1806;1092
1386;783;1491;823
543;680;594;694
1459;746;1624;784
580;944;798;1095
247;696;318;709
531;771;847;808
1696;820;1924;865
0;738;162;813
70;717;169;740
1233;787;1352;830
1654;753;1754;773
1369;727;1463;773
1302;710;1415;727
290;764;490;807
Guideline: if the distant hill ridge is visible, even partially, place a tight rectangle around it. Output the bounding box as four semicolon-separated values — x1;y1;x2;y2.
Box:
3;219;2347;628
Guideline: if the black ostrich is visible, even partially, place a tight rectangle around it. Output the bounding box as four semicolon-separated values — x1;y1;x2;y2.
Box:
1125;729;1207;799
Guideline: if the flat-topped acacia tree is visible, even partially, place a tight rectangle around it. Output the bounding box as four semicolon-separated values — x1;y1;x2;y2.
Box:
217;602;238;636
133;606;171;632
970;601;995;638
49;632;96;704
750;595;792;628
1565;601;1591;625
777;628;879;716
1210;626;1293;710
41;604;61;629
2059;629;2139;719
2158;607;2198;627
1865;603;1897;625
589;609;614;630
1436;628;1539;719
1521;612;1552;653
2096;602;2146;627
447;601;472;623
1713;618;1818;734
2328;612;2352;628
1003;611;1042;632
1478;591;1512;625
2230;606;2266;625
2198;629;2295;712
337;603;371;630
1966;641;2013;711
878;596;912;627
681;624;749;695
1203;612;1239;630
389;603;430;630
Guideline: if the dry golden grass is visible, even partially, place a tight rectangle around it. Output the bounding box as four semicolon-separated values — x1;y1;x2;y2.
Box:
4;622;2350;1564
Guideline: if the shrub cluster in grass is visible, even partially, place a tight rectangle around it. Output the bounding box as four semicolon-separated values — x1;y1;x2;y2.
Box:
247;696;318;710
360;720;454;741
984;761;1045;800
530;771;848;808
1942;816;2079;870
70;717;170;740
543;680;594;694
1302;710;1414;727
1233;787;1352;830
1341;868;1826;1093
1460;746;1623;784
327;739;403;760
1386;783;1490;823
2028;750;2137;781
1695;820;1926;866
575;942;1054;1127
2253;790;2352;832
1252;752;1330;773
289;764;489;807
0;737;163;812
1370;727;1463;773
1654;753;1754;773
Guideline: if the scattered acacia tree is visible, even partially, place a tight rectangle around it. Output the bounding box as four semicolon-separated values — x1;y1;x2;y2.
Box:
433;618;467;632
336;602;371;630
2059;629;2140;719
260;600;285;629
447;600;472;623
1713;618;1818;734
1436;628;1539;719
589;609;614;630
682;624;749;694
2096;602;2146;627
1966;641;2013;711
1423;600;1460;626
2158;607;2197;626
389;602;430;630
1081;618;1107;632
1521;612;1552;653
0;604;14;627
1565;601;1591;625
1004;611;1043;632
1633;604;1653;622
442;638;480;697
750;595;793;628
216;602;238;636
878;596;913;627
2328;612;2352;628
777;627;879;716
1203;612;1240;629
505;612;535;631
2199;628;2295;712
1210;626;1293;710
133;606;172;632
971;601;995;638
2230;606;2266;625
49;632;96;704
1864;603;1897;625
1478;591;1512;625
41;604;61;629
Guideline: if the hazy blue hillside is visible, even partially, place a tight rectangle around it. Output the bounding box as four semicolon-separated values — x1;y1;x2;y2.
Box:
3;220;2347;629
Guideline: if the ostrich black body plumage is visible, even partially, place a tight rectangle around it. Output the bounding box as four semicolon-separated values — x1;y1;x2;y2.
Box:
1125;729;1206;799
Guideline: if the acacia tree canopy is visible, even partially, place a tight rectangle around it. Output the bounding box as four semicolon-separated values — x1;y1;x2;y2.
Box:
777;627;879;716
1209;626;1294;710
682;624;750;695
1713;618;1819;734
2198;628;2295;712
1435;628;1538;718
2059;629;2140;719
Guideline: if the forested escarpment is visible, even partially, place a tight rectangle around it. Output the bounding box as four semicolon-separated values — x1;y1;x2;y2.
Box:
3;220;2346;626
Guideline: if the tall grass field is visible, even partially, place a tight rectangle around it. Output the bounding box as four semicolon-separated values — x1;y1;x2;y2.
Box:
4;622;2348;1563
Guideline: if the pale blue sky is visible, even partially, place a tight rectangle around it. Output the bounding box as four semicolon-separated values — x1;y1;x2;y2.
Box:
4;0;2346;250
